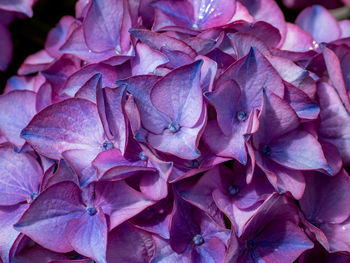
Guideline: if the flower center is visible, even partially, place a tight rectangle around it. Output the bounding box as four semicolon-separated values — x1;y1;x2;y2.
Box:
247;240;256;249
192;234;204;246
27;192;39;203
139;151;148;161
262;145;271;156
168;121;180;133
102;141;113;150
191;159;200;169
86;206;97;216
228;185;239;196
236;111;248;122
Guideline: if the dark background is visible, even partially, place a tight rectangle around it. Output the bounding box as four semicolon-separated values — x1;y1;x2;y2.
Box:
0;0;76;90
0;0;348;92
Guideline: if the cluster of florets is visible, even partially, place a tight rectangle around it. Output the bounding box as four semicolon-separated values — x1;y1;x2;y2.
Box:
1;0;350;262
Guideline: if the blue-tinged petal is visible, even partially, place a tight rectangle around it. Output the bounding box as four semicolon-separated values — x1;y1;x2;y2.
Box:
107;223;155;263
0;91;37;148
14;182;85;253
21;98;106;160
0;144;43;206
66;208;107;263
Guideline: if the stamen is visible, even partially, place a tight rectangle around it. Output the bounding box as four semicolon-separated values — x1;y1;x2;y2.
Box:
192;234;204;246
168;121;180;133
102;141;113;150
139;151;148;161
228;185;239;196
86;206;97;216
236;111;248;122
262;145;271;156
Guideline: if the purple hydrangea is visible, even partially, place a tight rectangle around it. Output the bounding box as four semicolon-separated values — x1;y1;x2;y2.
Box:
1;0;350;262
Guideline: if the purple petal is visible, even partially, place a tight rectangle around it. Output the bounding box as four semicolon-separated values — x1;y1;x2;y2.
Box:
284;82;319;120
202;120;247;164
129;28;196;58
107;223;155;263
5;74;45;93
339;20;350;39
256;220;314;262
216;48;284;111
18;50;55;75
320;45;350;113
269;129;331;173
131;43;168;75
191;237;226;263
62;63;118;97
155;0;236;30
231;21;282;48
130;194;173;239
21;98;105;160
300;170;350;225
99;86;128;154
161;47;194;69
321;219;350;253
169;193;199;253
119;75;169;134
92;149;152;181
227;32;270;59
150;60;203;127
0;204;28;263
317;82;350;165
0;144;43;205
295;5;341;43
95;181;154;230
0;91;37;148
83;0;132;53
139;157;172;200
204;80;241;136
13;246;68;263
0;24;12;71
60;24;123;64
45;16;76;58
147;104;206;160
281;23;314;52
151;236;191;263
75;73;101;103
239;0;287;45
14;182;84;253
253;90;299;145
36;82;53;112
0;0;34;17
179;165;225;227
66;208;107;263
